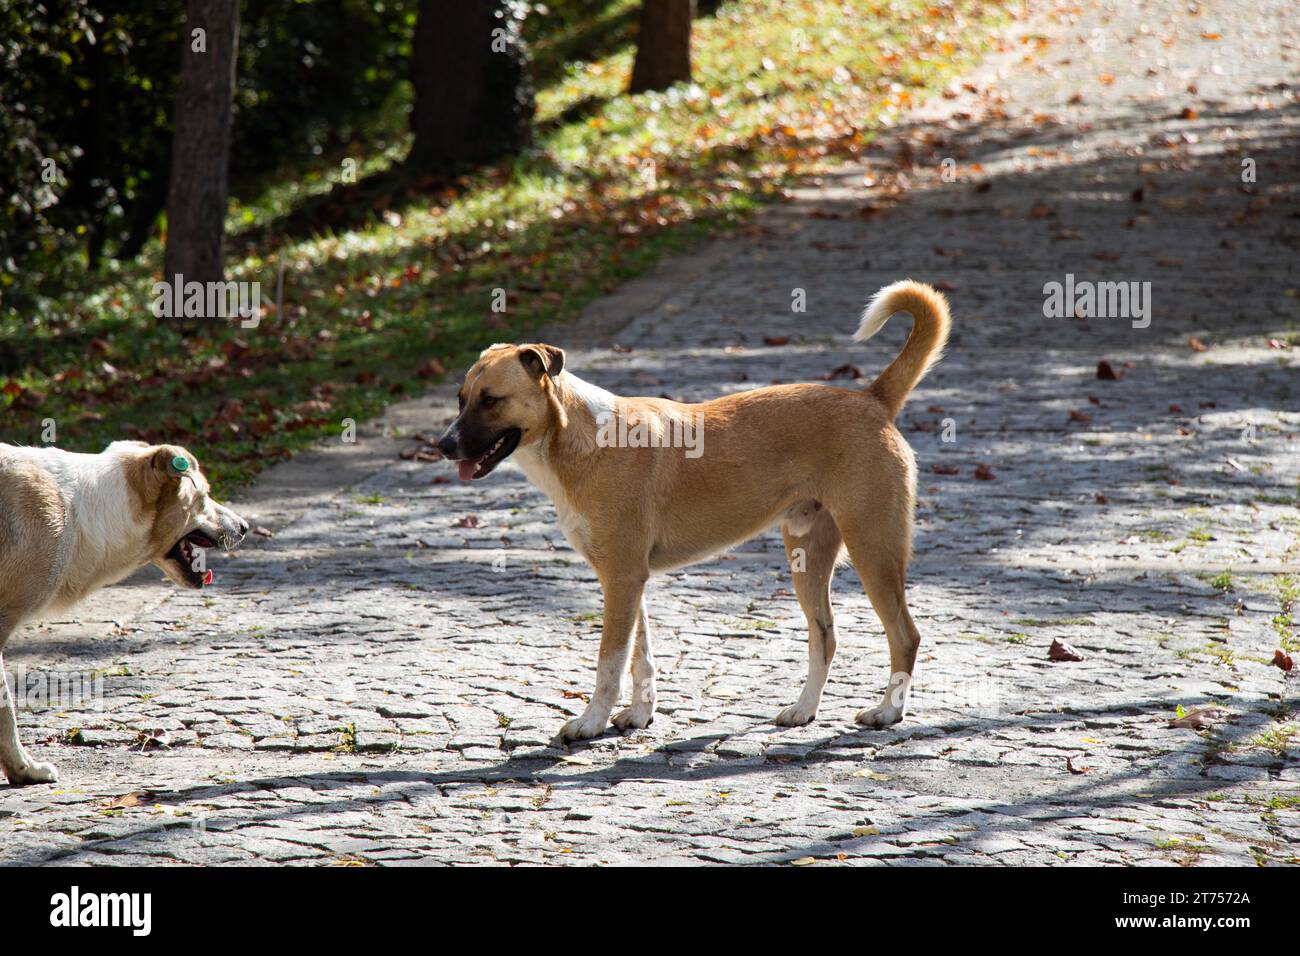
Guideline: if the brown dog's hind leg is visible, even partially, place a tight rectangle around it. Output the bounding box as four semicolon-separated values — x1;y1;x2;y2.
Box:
849;551;921;728
833;506;922;729
775;507;843;726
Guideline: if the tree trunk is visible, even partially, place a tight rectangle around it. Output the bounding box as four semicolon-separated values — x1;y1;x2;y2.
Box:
163;0;239;322
408;0;534;174
629;0;694;93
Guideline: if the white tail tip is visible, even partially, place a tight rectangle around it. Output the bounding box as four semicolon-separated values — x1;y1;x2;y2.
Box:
855;280;914;342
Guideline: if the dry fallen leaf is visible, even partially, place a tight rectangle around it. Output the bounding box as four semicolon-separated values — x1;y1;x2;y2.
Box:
1066;756;1090;775
102;791;148;810
1096;360;1122;380
852;768;891;781
1169;706;1227;730
931;463;961;475
1187;336;1209;352
973;463;996;480
138;729;170;751
824;363;863;380
1049;639;1085;662
1274;650;1294;672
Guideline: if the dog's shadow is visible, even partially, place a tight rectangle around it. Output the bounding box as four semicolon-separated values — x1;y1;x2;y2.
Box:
3;692;1271;865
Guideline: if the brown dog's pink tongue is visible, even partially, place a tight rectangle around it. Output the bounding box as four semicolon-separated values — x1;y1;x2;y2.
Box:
203;569;214;586
458;460;478;481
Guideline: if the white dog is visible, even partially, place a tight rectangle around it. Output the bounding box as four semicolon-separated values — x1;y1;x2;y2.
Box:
0;441;246;785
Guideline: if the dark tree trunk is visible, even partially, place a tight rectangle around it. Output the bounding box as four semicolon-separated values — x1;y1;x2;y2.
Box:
629;0;694;93
163;0;239;318
408;0;534;174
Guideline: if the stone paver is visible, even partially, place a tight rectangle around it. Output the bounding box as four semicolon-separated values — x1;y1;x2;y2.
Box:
2;0;1297;865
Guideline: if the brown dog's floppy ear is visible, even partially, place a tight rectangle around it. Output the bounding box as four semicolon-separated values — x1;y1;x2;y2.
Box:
518;344;565;380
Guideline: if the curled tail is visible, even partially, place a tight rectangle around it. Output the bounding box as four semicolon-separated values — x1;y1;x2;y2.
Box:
855;279;951;418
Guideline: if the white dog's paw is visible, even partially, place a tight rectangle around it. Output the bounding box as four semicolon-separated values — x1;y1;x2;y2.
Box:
6;760;59;786
611;703;654;732
854;704;904;729
774;702;818;727
557;712;610;743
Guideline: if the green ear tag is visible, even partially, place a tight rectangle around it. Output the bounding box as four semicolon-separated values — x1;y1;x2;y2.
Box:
171;455;189;473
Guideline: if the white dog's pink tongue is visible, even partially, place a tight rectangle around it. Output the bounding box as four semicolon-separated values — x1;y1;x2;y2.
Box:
458;459;478;481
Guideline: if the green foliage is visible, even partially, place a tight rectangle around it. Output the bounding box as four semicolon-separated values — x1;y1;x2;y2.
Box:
0;0;415;302
2;0;1006;496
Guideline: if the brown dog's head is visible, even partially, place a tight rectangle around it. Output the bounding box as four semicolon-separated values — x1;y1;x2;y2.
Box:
436;343;565;480
116;442;249;589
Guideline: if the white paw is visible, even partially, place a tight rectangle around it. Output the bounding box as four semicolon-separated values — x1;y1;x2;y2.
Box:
854;704;904;729
611;703;654;732
557;711;610;743
6;760;59;786
774;702;818;727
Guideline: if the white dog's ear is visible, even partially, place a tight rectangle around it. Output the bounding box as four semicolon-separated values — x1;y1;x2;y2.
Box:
519;344;565;379
152;446;193;481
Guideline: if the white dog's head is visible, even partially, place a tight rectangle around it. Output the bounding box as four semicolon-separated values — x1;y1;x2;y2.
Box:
114;442;248;589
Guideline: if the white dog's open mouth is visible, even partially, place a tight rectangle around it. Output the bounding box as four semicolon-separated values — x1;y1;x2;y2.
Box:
164;530;217;588
458;427;521;481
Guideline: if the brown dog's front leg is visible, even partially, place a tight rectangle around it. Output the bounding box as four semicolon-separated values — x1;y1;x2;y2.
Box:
611;600;655;732
558;572;646;743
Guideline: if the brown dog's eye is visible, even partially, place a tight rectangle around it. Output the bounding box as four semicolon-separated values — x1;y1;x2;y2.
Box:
480;394;500;410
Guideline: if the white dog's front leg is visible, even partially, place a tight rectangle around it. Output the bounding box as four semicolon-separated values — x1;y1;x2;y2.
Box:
0;652;59;786
559;573;646;743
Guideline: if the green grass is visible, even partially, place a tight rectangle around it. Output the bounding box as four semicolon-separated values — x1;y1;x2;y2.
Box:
1275;575;1299;650
335;723;358;754
2;0;1007;495
1250;794;1300;811
1241;725;1297;757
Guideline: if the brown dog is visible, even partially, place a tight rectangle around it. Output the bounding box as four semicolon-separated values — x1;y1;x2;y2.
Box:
0;441;247;784
436;280;951;742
